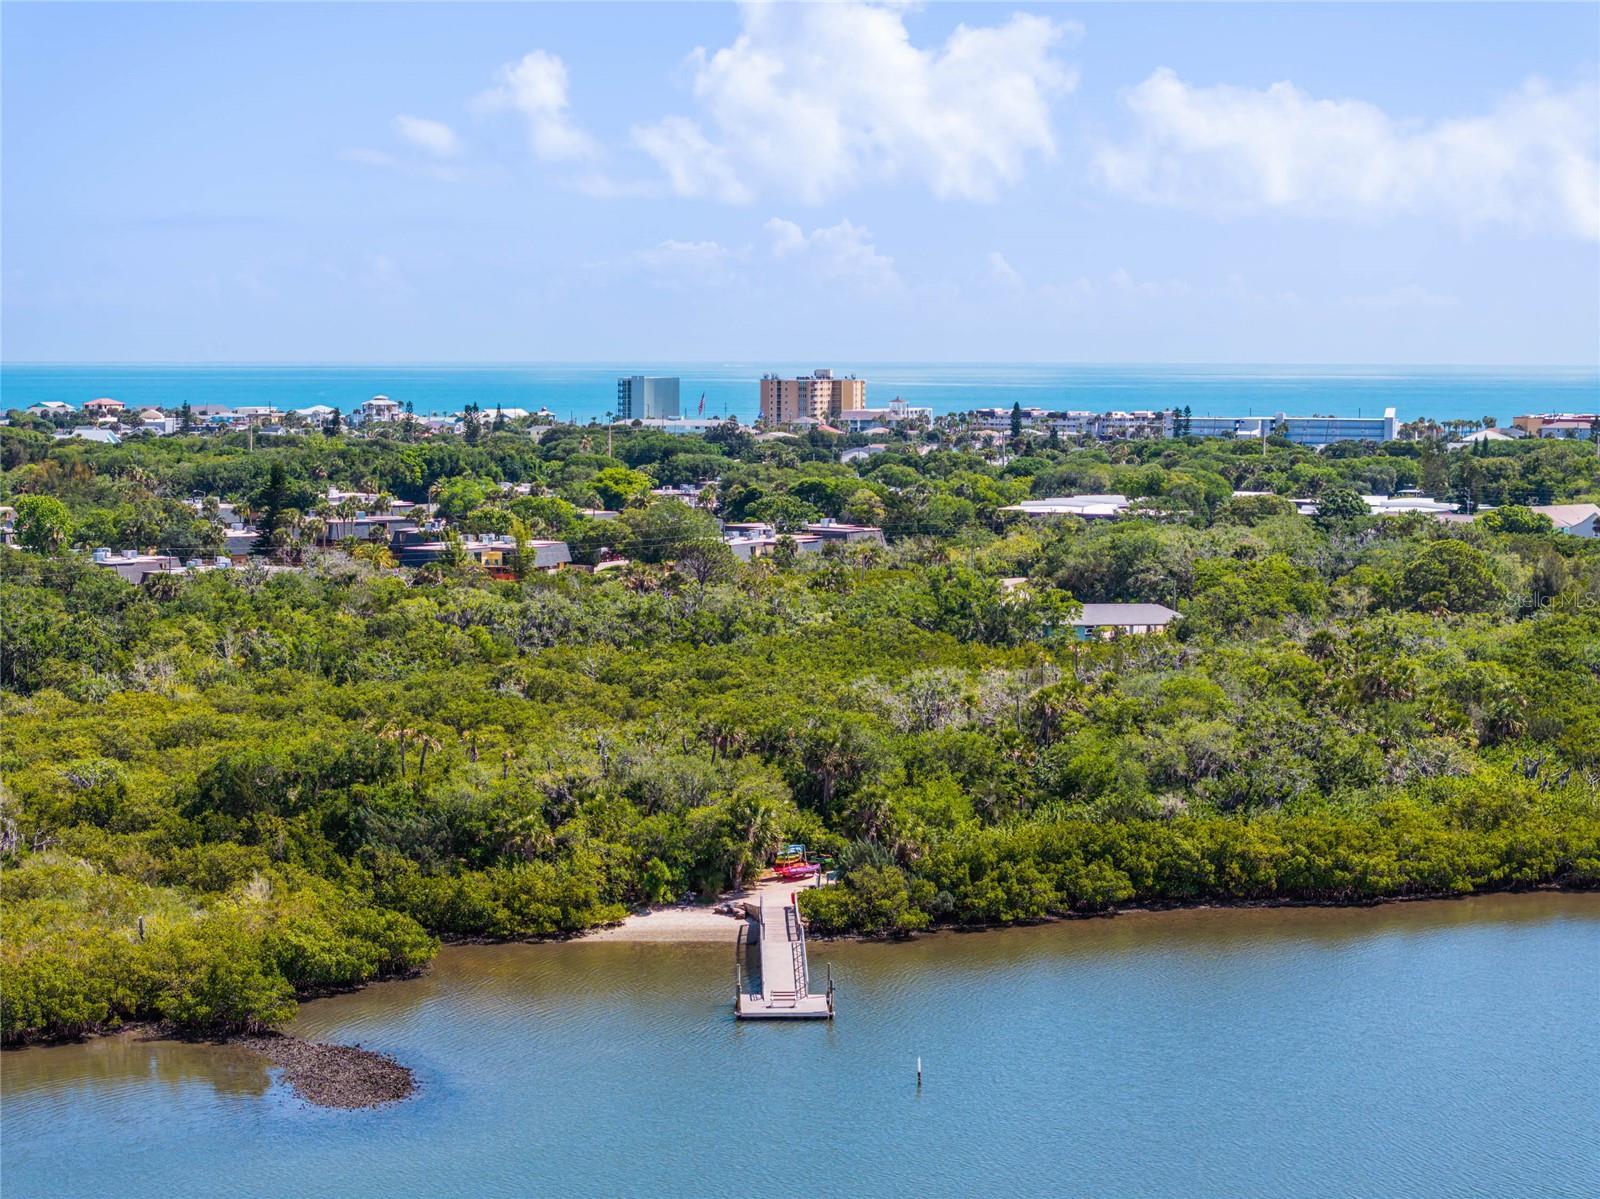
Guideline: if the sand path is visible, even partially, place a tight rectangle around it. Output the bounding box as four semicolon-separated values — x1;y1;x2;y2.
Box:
580;875;821;942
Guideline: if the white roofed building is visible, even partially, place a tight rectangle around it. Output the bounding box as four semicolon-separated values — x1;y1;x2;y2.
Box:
1070;603;1181;638
355;396;404;425
1531;503;1600;538
1000;495;1131;520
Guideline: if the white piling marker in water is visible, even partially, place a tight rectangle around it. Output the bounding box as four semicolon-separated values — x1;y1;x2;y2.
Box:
917;1057;922;1088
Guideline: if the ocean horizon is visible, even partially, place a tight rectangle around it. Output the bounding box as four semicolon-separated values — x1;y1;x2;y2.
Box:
4;362;1597;427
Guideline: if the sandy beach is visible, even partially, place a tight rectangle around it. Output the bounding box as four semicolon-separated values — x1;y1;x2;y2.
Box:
580;876;817;942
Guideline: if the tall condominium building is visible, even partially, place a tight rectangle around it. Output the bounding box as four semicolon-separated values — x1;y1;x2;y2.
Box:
616;376;681;421
759;369;865;425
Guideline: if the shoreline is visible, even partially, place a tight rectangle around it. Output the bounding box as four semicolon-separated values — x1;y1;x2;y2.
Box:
6;884;1590;1061
805;880;1596;942
564;878;1596;945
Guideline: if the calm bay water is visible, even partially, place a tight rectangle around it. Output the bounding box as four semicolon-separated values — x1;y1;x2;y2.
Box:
3;363;1597;426
3;893;1596;1199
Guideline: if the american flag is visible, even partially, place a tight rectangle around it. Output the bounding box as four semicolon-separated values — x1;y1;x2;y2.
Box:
697;392;705;415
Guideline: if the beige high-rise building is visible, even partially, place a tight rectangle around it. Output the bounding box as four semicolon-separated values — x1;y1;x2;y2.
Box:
759;369;865;425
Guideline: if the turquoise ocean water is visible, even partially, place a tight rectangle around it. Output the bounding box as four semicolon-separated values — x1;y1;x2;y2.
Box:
3;363;1596;426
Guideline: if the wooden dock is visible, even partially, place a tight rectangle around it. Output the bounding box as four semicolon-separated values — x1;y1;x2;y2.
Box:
735;891;833;1020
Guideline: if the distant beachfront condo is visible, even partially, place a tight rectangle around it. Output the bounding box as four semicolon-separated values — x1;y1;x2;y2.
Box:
1183;408;1399;445
836;397;933;432
760;368;865;425
1512;412;1600;440
616;376;680;421
973;405;1399;447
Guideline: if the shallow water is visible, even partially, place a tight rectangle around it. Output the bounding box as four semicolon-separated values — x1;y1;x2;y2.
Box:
4;894;1597;1198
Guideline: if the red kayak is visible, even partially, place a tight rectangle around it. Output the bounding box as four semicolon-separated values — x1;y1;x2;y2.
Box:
773;862;819;881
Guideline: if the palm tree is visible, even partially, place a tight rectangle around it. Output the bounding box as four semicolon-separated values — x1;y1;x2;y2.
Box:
352;540;396;570
729;792;785;889
509;516;533;581
414;729;442;780
379;724;413;777
437;532;481;579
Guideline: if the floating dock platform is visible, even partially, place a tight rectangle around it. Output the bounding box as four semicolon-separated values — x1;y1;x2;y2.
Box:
735;891;833;1020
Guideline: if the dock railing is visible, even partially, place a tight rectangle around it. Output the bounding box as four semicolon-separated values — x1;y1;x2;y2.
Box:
789;897;809;998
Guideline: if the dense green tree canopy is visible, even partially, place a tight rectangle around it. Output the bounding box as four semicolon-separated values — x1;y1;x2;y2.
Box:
3;421;1598;1041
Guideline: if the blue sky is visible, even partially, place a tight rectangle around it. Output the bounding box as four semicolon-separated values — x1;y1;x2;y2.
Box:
3;1;1597;364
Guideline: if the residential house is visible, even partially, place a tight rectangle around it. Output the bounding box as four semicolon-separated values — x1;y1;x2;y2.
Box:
355;396;404;425
1447;427;1522;449
649;482;718;508
834;398;931;432
1362;494;1457;517
82;398;125;418
1512;413;1600;440
323;513;420;544
92;548;183;583
722;524;825;562
393;532;570;576
54;427;121;445
1000;495;1131;520
841;445;888;464
1531;503;1600;538
222;529;261;561
626;417;739;435
802;519;885;545
1070;603;1181;639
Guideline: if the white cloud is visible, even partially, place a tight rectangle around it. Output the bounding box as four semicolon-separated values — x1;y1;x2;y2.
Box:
985;252;1024;289
634;3;1077;204
1097;69;1600;240
477;50;597;162
631;116;751;203
765;217;902;291
394;115;461;159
